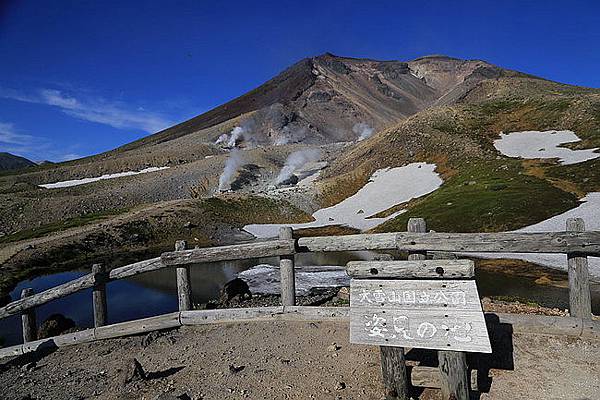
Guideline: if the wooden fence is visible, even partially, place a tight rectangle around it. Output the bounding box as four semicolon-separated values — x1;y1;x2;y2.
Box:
1;217;598;337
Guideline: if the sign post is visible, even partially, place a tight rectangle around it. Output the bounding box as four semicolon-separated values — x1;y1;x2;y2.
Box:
347;259;491;400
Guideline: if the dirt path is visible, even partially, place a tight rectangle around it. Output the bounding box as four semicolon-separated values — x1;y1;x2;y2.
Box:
0;200;190;265
1;320;598;400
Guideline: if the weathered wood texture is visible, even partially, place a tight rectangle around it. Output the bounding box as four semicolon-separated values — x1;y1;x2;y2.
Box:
0;272;98;319
436;250;471;400
92;264;108;327
410;366;477;391
380;345;409;400
350;280;491;352
94;312;181;340
567;218;592;319
1;308;599;360
438;350;469;400
109;257;165;279
175;241;192;311
298;232;399;252
279;227;296;306
347;260;475;279
20;288;37;343
298;231;600;255
180;307;284;325
161;239;296;266
376;219;428;400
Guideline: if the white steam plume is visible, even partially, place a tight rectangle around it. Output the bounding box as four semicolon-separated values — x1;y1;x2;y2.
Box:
353;122;374;141
276;149;322;185
215;133;229;144
227;126;245;147
218;148;244;191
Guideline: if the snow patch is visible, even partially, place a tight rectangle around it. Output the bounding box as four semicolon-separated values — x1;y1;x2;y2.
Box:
493;130;599;165
469;192;600;278
244;162;443;238
39;167;170;189
238;264;349;296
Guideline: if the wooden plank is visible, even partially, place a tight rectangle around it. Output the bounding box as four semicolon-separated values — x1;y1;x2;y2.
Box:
347;260;475;279
411;366;477;391
0;273;98;319
279;227;296;306
567;218;592;319
381;345;409;400
396;231;600;255
297;232;398;252
161;239;296;266
94;312;181;340
22;329;96;352
109;257;165;280
0;344;24;358
351;308;491;353
175;241;193;311
351;279;483;311
20;288;37;342
488;313;583;336
282;306;350;319
180;307;284;325
298;231;600;255
438;350;469;400
92;264;108;327
435;249;470;400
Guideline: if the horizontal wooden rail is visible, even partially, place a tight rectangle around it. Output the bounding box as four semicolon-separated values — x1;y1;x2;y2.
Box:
298;231;600;255
0;273;100;319
161;239;296;266
2;227;599;321
1;308;598;360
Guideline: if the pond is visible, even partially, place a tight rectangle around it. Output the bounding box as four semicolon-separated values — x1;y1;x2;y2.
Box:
1;252;599;347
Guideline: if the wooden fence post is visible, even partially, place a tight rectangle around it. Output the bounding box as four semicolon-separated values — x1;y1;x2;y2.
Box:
92;264;108;327
279;227;296;306
566;218;592;319
21;288;37;342
175;240;192;311
419;219;469;400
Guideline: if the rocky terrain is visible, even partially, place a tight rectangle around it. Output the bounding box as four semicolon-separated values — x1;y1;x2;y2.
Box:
1;320;599;400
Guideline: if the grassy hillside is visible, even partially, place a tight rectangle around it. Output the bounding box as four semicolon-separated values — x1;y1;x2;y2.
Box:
322;77;600;233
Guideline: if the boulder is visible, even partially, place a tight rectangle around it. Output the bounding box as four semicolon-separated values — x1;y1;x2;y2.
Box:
37;313;76;339
220;278;252;304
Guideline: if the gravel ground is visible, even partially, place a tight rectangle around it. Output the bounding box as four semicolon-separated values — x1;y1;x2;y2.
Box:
1;320;599;400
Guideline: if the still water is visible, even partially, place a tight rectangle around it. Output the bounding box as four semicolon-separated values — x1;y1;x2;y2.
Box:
1;252;599;347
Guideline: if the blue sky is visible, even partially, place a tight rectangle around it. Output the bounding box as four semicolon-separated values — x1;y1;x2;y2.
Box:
1;1;599;161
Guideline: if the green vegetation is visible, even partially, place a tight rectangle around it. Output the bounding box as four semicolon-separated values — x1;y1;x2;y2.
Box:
0;209;127;244
373;159;579;233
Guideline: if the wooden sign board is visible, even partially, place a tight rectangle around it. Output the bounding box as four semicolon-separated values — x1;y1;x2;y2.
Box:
350;279;492;353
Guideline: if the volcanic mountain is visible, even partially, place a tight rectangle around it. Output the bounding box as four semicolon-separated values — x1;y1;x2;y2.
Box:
1;53;600;292
120;53;518;150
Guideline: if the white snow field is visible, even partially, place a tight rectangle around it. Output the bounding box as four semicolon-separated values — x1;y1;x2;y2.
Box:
39;166;170;189
238;265;350;296
244;162;443;238
493;130;599;165
469;192;600;278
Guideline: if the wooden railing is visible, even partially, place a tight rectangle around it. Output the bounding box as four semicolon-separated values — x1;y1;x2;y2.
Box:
1;217;598;345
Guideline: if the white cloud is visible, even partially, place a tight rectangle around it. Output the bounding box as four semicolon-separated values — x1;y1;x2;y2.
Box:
1;87;173;133
0;121;35;145
0;120;81;162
